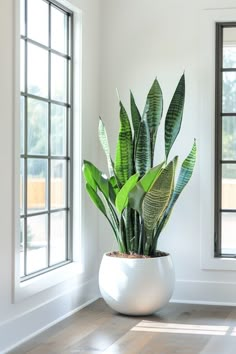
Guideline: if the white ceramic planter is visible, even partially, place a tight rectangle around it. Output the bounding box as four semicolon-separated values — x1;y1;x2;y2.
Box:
99;252;175;316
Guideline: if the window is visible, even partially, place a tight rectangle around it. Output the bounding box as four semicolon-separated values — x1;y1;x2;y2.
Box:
215;23;236;257
20;0;73;280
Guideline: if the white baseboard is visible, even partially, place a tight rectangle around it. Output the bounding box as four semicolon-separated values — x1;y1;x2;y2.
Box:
172;279;236;306
1;278;99;354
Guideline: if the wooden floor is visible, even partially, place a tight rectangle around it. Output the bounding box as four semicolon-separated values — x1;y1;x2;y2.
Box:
9;299;236;354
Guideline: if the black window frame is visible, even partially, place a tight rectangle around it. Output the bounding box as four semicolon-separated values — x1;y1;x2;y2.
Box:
20;0;73;280
215;22;236;258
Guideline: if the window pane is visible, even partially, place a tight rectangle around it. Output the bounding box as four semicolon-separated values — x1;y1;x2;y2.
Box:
51;7;67;54
50;211;66;265
222;116;236;160
51;104;66;156
27;98;48;155
26;215;48;274
221;213;236;254
51;160;66;209
20;40;25;92
28;43;48;98
20;96;24;154
223;72;236;113
51;54;67;102
20;159;24;214
27;159;47;212
20;218;25;277
222;164;236;209
20;0;25;36
223;28;236;68
28;0;49;46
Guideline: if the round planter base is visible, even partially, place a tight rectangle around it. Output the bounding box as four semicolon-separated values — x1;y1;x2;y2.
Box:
99;252;175;316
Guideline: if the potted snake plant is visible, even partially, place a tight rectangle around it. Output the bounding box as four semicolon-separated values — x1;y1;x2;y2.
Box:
83;74;196;315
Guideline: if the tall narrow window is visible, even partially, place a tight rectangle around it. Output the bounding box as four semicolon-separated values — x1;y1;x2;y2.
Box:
20;0;73;279
215;23;236;257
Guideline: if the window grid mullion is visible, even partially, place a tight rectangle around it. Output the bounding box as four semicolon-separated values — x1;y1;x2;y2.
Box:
23;0;28;276
215;23;223;256
47;2;52;268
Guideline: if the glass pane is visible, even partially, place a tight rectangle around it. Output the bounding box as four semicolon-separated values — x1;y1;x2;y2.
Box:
51;7;67;54
51;160;66;209
221;213;236;254
20;0;25;36
20;159;24;214
26;215;48;274
222;164;236;209
20;39;25;92
223;27;236;68
28;43;48;98
50;211;66;265
28;0;49;46
51;54;67;102
27;159;47;212
223;72;236;113
222;116;236;160
20;96;24;154
27;98;48;155
20;218;25;277
51;104;66;156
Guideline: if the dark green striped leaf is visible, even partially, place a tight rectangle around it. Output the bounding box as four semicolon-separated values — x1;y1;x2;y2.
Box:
135;120;151;177
115;101;133;185
130;91;141;141
165;74;185;160
143;78;163;164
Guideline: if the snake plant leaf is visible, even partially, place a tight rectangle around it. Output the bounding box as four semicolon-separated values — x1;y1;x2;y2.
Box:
130;91;141;141
115;173;139;213
98;118;114;177
135;120;151;177
164;139;197;220
128;162;165;213
115;101;133;185
83;160;109;199
82;160;97;191
143;78;163;164
165;74;185;160
85;183;107;216
142;160;175;233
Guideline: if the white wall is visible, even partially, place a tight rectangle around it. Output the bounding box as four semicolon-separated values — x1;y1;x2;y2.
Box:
0;0;101;352
99;0;236;305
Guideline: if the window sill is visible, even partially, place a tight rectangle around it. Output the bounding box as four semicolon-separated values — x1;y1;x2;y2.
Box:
201;255;236;272
14;261;83;303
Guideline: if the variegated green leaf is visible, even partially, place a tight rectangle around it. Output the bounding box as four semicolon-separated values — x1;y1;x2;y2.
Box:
165;74;185;160
142;160;175;233
98;118;114;177
130;91;141;141
143;78;163;164
128;162;165;213
151;140;197;253
115;101;133;185
135;120;151;177
164;139;196;219
115;173;139;213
